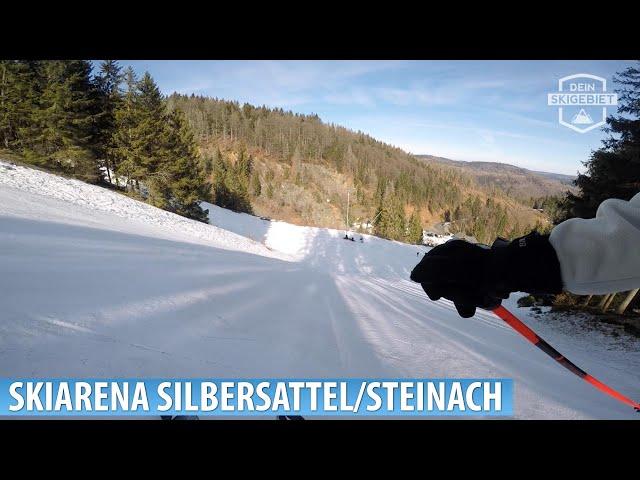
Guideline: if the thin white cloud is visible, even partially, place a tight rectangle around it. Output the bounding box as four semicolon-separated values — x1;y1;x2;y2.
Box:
161;60;406;103
320;81;501;109
410;121;575;147
158;61;532;111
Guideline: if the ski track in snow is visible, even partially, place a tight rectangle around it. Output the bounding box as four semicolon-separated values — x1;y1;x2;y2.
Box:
1;160;638;419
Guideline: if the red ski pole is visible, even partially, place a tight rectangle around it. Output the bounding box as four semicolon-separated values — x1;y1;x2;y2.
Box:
492;305;640;412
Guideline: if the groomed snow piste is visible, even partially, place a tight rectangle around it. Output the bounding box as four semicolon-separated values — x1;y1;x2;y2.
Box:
1;160;638;419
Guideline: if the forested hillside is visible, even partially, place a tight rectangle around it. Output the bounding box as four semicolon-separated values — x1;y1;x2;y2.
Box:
0;60;547;244
167;94;547;243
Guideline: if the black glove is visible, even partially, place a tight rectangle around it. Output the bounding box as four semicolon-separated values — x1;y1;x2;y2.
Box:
410;232;563;318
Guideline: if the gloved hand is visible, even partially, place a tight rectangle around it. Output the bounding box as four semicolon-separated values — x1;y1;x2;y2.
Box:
410;232;563;318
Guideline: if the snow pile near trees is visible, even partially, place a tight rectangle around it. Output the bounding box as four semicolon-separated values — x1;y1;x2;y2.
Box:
1;161;639;419
0;161;289;260
203;201;428;276
422;232;454;247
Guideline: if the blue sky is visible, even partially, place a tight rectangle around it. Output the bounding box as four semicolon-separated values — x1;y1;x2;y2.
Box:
121;60;634;175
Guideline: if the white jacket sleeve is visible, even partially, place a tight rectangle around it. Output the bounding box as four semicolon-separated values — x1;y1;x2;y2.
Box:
549;192;640;294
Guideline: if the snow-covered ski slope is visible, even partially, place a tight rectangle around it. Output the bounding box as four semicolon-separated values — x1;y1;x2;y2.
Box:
1;160;638;419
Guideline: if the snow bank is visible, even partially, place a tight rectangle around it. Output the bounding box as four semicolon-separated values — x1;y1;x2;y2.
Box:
0;161;288;260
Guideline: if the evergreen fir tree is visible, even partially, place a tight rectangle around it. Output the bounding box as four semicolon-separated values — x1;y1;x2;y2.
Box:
25;60;99;180
131;72;167;187
92;60;123;184
0;60;40;150
373;199;390;239
211;149;229;206
236;150;251;180
406;211;423;244
162;109;208;221
227;163;252;213
388;199;406;240
112;66;139;189
113;70;166;194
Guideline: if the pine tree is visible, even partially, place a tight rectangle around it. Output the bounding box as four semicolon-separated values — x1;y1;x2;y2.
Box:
0;60;40;150
131;72;167;188
113;70;166;194
226;162;252;213
388;199;406;240
236;150;253;188
563;62;640;220
406;211;423;244
112;66;139;189
373;199;391;239
162;109;208;221
92;60;123;184
212;149;252;213
212;151;231;207
25;60;99;180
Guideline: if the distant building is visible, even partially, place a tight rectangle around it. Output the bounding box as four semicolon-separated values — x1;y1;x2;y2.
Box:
351;221;373;233
422;222;477;246
422;228;453;247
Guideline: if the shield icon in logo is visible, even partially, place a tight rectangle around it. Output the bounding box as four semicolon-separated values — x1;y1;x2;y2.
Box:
557;73;608;133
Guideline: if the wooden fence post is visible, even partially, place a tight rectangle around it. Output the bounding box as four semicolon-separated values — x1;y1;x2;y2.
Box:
616;288;639;315
602;293;617;312
597;294;611;310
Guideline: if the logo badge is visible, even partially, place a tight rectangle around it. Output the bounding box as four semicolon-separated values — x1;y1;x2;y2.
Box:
547;73;618;133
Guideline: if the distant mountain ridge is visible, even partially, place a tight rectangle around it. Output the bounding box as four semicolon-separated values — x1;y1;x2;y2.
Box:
530;170;575;185
415;155;576;200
